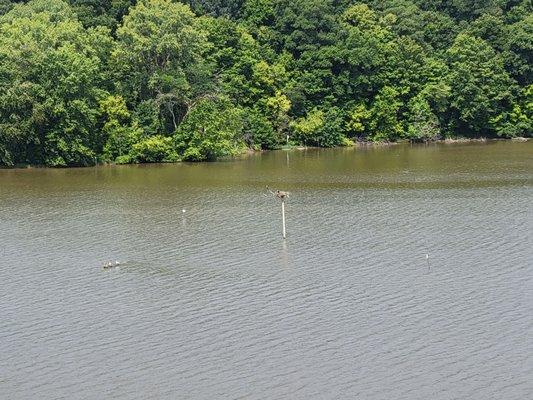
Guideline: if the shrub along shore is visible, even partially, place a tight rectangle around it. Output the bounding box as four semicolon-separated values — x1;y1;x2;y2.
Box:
0;0;531;167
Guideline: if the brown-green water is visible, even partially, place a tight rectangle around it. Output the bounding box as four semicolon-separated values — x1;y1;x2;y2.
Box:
1;141;532;399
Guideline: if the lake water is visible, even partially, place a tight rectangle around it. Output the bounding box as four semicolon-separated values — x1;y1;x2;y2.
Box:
1;141;532;399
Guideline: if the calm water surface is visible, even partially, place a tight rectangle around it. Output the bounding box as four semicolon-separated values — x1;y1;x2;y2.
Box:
1;141;532;399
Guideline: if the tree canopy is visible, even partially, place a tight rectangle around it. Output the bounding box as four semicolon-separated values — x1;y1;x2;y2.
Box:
0;0;531;166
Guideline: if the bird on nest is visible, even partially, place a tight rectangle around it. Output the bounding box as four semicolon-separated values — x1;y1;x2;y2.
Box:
266;186;289;200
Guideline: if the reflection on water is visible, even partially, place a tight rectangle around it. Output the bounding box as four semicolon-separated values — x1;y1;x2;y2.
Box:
1;141;532;399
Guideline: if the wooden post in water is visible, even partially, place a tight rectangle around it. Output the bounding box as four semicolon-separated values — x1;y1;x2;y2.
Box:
281;199;286;239
267;186;289;239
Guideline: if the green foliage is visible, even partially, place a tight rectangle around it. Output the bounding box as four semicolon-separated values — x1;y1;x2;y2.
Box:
130;135;178;163
291;108;325;146
369;0;458;51
0;1;15;16
271;0;338;56
368;86;404;141
490;85;533;137
0;0;112;166
504;14;533;85
407;94;441;141
99;95;143;161
198;15;286;109
69;0;135;30
291;107;345;147
346;103;372;138
317;107;345;147
446;33;515;134
242;0;274;27
334;4;394;102
184;0;244;18
113;0;212;135
242;107;278;149
264;90;291;138
174;97;245;161
0;0;530;166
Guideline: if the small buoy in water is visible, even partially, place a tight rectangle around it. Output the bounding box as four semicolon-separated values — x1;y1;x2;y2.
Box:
182;209;186;213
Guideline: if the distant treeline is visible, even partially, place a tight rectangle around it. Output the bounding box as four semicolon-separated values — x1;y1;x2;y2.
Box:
0;0;531;166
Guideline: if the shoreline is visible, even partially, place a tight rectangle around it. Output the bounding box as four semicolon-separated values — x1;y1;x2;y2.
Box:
288;137;529;149
2;137;530;170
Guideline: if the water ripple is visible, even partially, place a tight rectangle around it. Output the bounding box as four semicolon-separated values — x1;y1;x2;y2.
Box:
1;143;532;399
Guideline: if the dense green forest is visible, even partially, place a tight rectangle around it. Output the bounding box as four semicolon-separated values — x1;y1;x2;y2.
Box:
0;0;531;166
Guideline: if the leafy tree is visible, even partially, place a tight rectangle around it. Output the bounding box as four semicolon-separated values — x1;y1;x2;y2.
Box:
99;95;143;161
467;13;507;49
446;33;516;134
504;14;533;85
383;36;429;97
113;0;212;136
368;86;404;141
270;0;338;57
413;0;508;21
317;106;346;147
490;84;532;137
369;0;458;51
69;0;136;30
0;0;112;166
242;107;278;149
264;90;291;142
198;15;286;109
266;0;340;112
0;0;531;166
406;94;441;141
346;103;372;139
241;0;274;27
174;96;244;161
291;108;325;146
334;4;394;102
184;0;244;18
0;0;17;16
130;135;177;162
291;107;345;147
